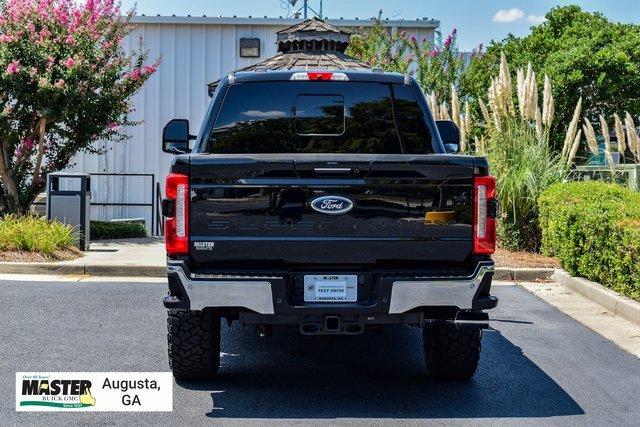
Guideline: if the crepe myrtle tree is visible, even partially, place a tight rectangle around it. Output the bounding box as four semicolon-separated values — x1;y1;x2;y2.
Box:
346;12;476;104
0;0;159;213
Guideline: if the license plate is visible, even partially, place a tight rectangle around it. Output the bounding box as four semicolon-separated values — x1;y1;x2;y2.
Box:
304;275;358;302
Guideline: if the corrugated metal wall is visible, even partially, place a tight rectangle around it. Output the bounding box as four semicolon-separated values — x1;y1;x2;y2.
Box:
66;19;436;234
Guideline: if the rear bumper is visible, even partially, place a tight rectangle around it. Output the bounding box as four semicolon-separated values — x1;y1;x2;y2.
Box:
163;261;497;316
388;263;494;313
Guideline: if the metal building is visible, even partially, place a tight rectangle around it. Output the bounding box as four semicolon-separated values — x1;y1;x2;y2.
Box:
66;15;439;234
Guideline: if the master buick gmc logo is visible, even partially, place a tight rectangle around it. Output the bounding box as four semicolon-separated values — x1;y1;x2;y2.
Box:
310;196;354;215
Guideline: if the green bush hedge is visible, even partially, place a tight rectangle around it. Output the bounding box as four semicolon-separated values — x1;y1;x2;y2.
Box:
90;221;147;240
0;215;76;256
539;181;640;301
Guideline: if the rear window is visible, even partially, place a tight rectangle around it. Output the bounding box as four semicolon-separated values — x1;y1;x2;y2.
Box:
207;81;432;154
295;95;345;135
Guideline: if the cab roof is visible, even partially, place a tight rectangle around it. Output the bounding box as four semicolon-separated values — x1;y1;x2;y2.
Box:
231;69;408;85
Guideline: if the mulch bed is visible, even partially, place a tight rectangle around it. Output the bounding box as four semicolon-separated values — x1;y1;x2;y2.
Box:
493;248;560;268
0;248;83;263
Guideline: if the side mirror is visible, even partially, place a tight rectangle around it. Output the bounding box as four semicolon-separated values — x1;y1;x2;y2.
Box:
162;119;195;154
436;120;461;154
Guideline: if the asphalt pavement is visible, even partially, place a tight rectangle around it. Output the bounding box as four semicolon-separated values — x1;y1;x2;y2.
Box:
1;278;639;425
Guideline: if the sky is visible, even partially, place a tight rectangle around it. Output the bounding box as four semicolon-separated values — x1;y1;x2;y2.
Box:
120;0;640;50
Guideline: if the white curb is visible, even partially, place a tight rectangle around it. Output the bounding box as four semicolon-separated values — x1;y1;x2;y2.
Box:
553;269;640;325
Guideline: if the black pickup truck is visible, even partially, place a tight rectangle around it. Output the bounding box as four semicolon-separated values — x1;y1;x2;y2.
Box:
161;70;498;381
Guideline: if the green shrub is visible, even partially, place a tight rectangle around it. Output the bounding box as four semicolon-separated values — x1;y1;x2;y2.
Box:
539;182;640;301
0;215;76;256
90;221;147;240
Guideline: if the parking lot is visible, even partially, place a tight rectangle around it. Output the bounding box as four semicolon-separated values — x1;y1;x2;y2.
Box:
1;277;639;425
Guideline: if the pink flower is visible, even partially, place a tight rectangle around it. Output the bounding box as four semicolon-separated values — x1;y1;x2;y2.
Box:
65;35;76;45
86;0;97;13
22;138;35;150
108;122;118;129
444;35;453;48
65;57;75;68
143;65;157;74
29;67;38;77
5;60;21;75
38;28;51;41
54;79;65;88
16;137;35;158
126;68;143;80
56;10;69;25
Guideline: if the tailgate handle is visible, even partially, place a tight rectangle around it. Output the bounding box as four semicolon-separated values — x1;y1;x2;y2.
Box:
314;167;354;174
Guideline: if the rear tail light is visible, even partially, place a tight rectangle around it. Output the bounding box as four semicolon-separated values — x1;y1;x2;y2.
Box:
290;72;349;81
473;175;497;255
165;173;189;255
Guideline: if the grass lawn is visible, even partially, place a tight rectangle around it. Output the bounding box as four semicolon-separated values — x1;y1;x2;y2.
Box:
0;215;81;261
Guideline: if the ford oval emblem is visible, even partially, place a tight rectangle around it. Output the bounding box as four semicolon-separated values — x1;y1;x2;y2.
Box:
310;196;354;215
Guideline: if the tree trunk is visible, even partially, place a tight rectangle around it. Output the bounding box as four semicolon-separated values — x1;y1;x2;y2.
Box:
0;137;21;213
31;117;47;186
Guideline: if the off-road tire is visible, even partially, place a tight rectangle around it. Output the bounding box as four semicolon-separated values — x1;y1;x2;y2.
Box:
167;310;221;380
423;324;482;380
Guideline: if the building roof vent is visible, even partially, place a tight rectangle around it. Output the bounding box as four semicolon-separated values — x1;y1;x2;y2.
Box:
276;17;352;53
